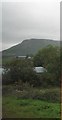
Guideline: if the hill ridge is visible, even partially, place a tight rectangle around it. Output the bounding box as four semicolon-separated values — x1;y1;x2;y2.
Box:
2;38;60;57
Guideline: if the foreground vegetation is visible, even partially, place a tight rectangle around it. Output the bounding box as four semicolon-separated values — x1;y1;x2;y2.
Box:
2;45;61;118
3;84;60;103
3;96;60;118
2;85;60;118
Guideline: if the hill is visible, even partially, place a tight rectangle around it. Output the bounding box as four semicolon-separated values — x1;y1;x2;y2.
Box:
2;39;60;57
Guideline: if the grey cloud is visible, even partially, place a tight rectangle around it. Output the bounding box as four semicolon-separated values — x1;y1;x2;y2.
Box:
2;1;60;50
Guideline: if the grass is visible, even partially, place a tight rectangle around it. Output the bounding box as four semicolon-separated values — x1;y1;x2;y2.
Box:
2;56;14;66
2;84;60;118
2;96;60;118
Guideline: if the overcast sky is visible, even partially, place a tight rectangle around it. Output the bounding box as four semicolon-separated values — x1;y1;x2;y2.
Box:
0;0;60;51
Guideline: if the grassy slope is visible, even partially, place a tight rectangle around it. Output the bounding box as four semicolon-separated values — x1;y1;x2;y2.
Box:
2;39;60;56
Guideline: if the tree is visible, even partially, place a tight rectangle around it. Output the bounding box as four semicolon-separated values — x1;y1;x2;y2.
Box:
33;45;60;86
2;58;38;85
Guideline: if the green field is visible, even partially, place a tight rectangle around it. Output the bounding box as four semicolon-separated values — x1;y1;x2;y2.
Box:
2;96;60;118
2;85;60;118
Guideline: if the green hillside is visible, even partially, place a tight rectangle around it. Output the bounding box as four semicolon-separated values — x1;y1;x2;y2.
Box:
2;39;60;57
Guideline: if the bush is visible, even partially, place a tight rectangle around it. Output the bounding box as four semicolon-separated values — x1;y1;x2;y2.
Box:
33;45;60;86
2;59;38;86
15;86;60;103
